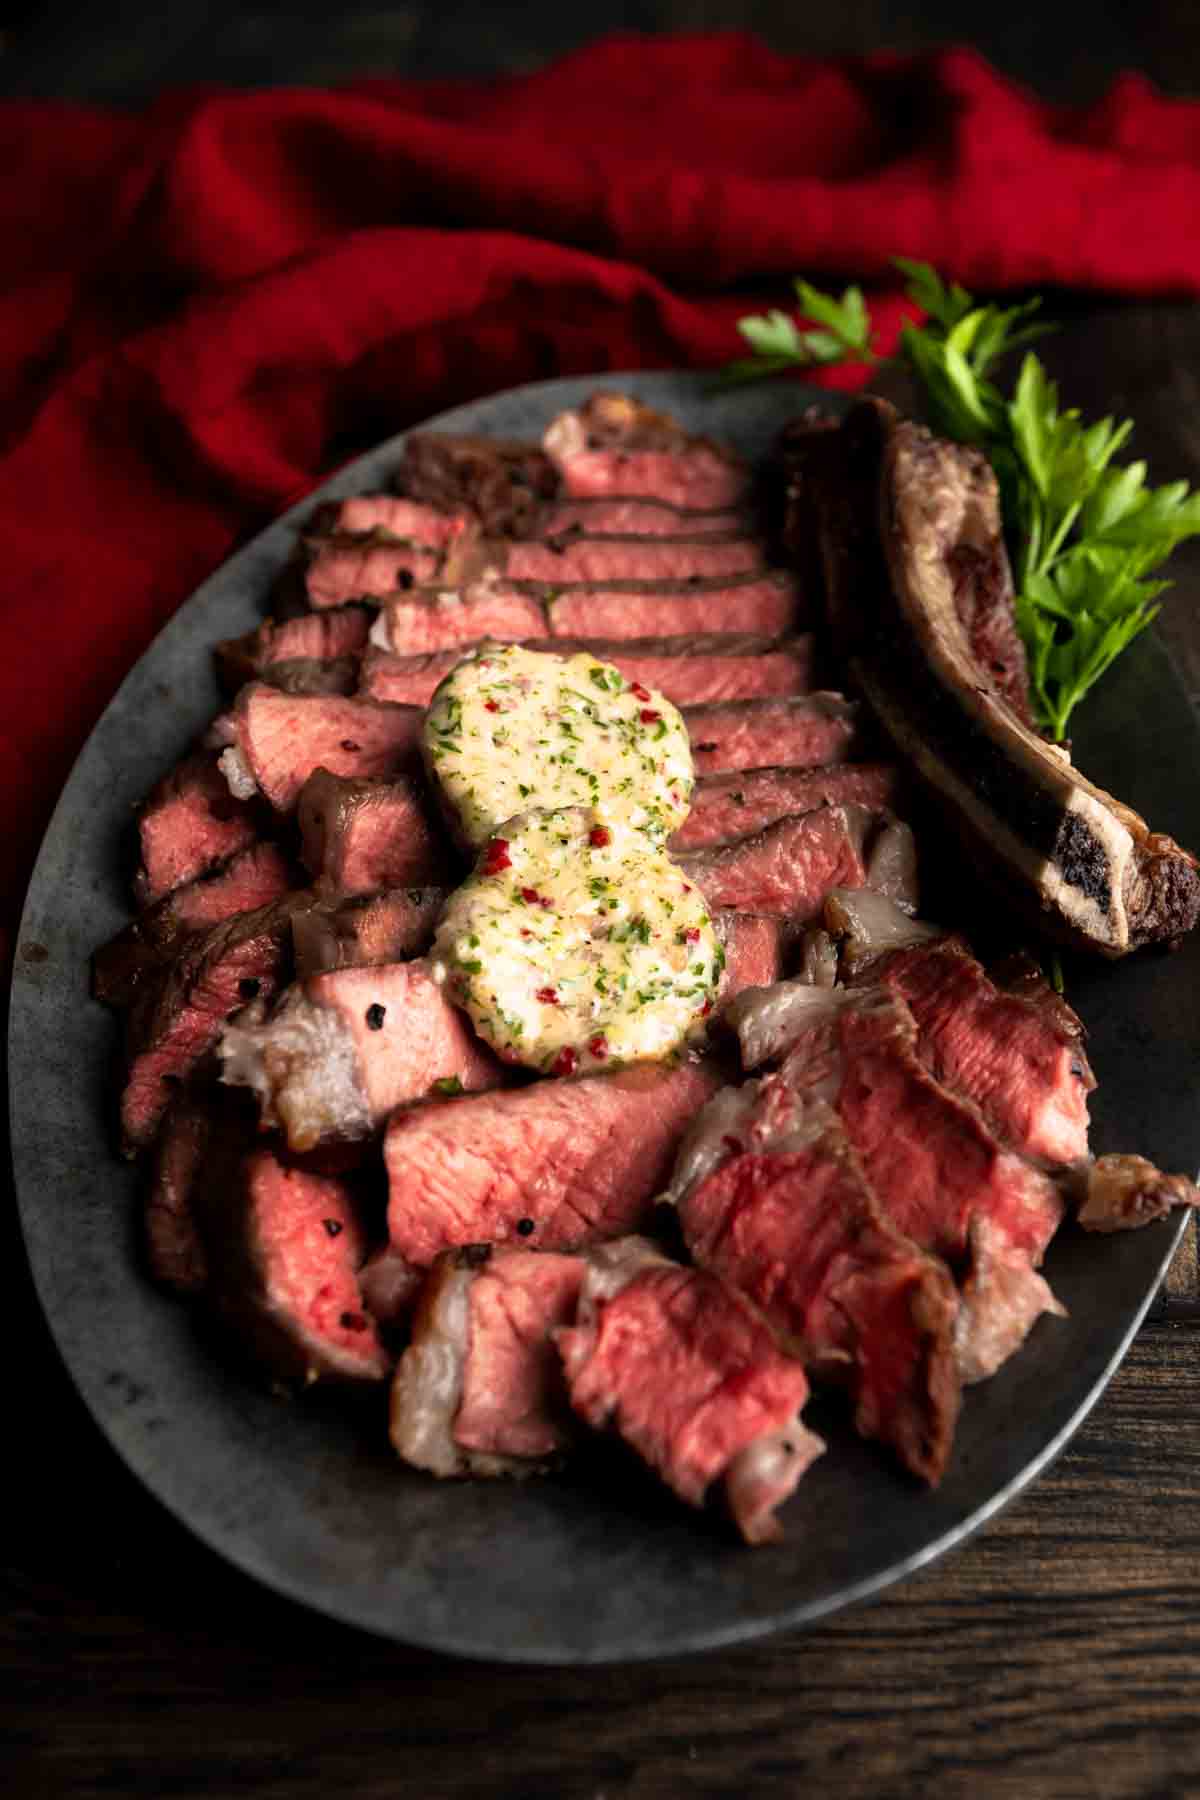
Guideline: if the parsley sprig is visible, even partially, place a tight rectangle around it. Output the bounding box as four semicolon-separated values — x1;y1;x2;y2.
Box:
725;261;1200;740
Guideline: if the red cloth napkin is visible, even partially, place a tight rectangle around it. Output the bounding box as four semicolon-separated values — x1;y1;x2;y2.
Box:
4;33;1200;950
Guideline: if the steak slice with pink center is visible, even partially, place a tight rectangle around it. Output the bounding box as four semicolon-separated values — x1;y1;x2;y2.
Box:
221;686;422;813
717;913;785;1004
678;805;879;922
556;1240;823;1544
391;1246;587;1477
120;897;302;1154
864;938;1095;1168
327;495;474;546
384;1061;722;1269
735;987;1065;1382
544;394;749;510
304;540;442;607
220;958;505;1151
216;608;371;695
203;1150;389;1384
359;634;815;709
539;498;747;537
135;751;260;905
297;768;449;895
371;588;548;656
546;573;801;640
502;534;765;585
671;764;898;851
95;842;296;1009
683;694;860;775
292;887;447;979
672;1093;960;1484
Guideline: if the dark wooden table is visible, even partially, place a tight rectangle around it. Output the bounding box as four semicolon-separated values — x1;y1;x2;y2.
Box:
5;11;1200;1797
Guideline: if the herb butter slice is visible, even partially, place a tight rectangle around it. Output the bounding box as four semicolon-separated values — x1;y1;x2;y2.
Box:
431;807;721;1075
422;642;693;848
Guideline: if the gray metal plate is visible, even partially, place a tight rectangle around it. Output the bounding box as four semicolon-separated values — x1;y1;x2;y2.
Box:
9;372;1196;1663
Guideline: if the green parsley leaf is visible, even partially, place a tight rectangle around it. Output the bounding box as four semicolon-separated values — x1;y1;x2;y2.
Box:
723;258;1200;737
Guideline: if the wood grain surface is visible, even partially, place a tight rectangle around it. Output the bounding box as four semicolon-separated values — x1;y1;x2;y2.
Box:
4;14;1200;1796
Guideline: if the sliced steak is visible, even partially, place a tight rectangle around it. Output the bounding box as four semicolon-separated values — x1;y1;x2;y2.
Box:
304;539;442;608
384;1060;722;1269
538;498;748;538
219;686;422;813
735;986;1065;1382
799;398;1200;955
135;752;260;906
678;805;880;922
683;694;860;776
673;1096;960;1484
391;1246;586;1477
120;897;301;1154
144;1091;217;1294
327;495;474;546
216;609;371;696
546;572;801;641
861;936;1095;1167
501;534;765;586
718;913;785;1004
220;958;504;1151
370;587;549;657
544;393;750;511
671;764;898;851
202;1149;389;1384
398;432;558;536
296;768;449;895
95;843;296;1010
292;887;447;979
360;633;814;710
556;1240;824;1544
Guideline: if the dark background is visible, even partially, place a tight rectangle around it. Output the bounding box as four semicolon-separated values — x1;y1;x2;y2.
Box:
0;0;1198;105
6;7;1200;1799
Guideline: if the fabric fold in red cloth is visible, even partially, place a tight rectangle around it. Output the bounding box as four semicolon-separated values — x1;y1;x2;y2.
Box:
4;32;1200;949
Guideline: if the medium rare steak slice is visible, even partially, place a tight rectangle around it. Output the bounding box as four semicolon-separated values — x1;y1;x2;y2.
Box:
327;495;474;546
135;752;260;905
220;958;504;1150
862;936;1095;1167
120;896;302;1154
398;432;558;536
556;1239;824;1544
296;769;449;895
219;686;422;813
501;534;765;586
538;498;748;538
95;842;296;1009
544;393;750;511
370;587;549;657
736;987;1065;1382
546;573;801;641
292;887;447;979
216;609;371;696
677;805;881;922
391;1246;586;1477
304;539;442;608
384;1061;722;1269
683;694;861;776
798;398;1200;955
671;764;898;851
203;1150;389;1384
360;634;815;710
718;913;785;1004
672;1096;960;1484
